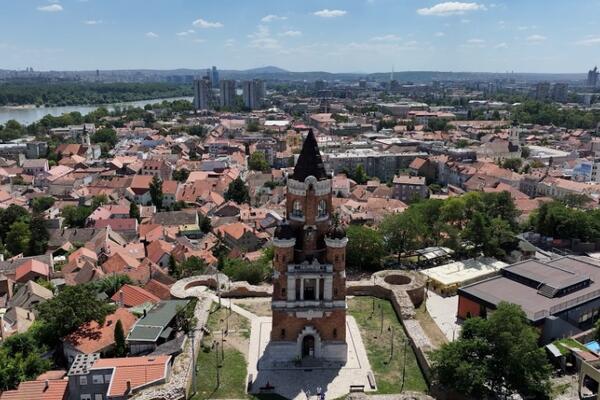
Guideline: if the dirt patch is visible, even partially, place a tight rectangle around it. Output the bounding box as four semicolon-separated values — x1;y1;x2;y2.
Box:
414;304;448;348
232;297;272;317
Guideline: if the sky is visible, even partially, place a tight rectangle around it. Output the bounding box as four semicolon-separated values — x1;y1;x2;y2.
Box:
1;0;600;73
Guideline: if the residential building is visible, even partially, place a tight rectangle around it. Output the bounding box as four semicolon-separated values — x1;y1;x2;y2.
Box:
220;80;236;108
242;79;265;110
0;376;68;400
193;77;212;110
391;175;428;203
67;353;171;400
588;66;599;88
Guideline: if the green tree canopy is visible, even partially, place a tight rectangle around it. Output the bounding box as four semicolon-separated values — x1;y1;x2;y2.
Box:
248;152;270;172
431;302;552;399
62;205;92;228
224;177;250;204
346;225;386;271
149;175;164;209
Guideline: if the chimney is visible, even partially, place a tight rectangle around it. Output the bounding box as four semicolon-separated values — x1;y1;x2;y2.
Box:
119;290;124;307
125;380;131;394
43;380;49;392
143;309;147;318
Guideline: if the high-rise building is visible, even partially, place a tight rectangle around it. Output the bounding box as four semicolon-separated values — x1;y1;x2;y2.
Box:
211;66;219;88
220;79;236;108
271;130;348;363
588;66;599;88
534;82;551;101
242;79;265;110
193;77;212;110
551;83;568;102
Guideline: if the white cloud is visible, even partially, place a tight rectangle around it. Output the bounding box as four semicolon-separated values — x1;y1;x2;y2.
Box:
193;38;206;43
248;25;280;49
176;29;195;36
314;9;347;18
145;32;158;38
434;32;446;37
192;18;223;28
526;34;546;43
417;2;485;16
370;34;402;42
37;4;63;12
467;38;485;44
280;30;302;37
495;42;508;49
83;20;102;25
576;36;600;46
261;14;287;23
225;39;236;47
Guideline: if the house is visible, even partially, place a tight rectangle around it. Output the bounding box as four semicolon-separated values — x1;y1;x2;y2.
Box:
408;157;437;183
458;256;600;343
8;280;53;310
14;259;51;283
126;300;189;354
0;376;68;400
161;180;179;208
1;306;36;338
67;354;171;400
62;308;137;364
214;222;268;252
151;210;199;230
111;284;160;308
392;175;428;203
140;159;171;180
128;175;153;205
143;279;172;300
146;240;175;268
22;159;49;175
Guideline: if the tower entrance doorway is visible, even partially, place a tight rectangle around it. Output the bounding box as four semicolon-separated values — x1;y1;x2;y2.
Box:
302;335;315;358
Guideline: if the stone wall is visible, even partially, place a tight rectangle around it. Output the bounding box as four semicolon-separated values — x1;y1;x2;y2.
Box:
131;295;212;400
347;270;434;384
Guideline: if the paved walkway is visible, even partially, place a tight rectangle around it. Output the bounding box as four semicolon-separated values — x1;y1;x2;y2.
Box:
247;316;376;400
425;291;461;341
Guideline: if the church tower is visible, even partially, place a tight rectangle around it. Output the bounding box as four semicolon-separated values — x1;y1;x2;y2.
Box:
271;130;348;363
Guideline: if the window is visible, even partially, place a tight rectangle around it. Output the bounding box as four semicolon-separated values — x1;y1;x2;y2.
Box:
79;376;88;386
292;200;303;218
333;328;337;338
95;395;103;400
80;395;91;400
92;375;103;384
280;329;286;339
104;375;112;383
281;287;286;296
317;199;327;218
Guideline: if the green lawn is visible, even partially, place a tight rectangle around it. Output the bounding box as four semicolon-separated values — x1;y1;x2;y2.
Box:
193;304;249;400
348;297;428;394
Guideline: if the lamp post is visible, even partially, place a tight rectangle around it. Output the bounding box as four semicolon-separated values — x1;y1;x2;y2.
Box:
214;341;221;389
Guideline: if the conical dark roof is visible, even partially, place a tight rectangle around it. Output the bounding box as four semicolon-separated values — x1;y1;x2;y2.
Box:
291;130;328;181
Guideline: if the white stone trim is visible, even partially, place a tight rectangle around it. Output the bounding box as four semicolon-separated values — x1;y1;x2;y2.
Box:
272;238;296;248
296;325;322;358
287;177;332;196
325;237;348;248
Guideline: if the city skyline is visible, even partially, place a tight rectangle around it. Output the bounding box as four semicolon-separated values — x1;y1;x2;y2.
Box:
1;0;600;73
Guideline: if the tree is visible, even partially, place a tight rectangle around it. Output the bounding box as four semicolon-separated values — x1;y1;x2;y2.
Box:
345;225;385;271
113;320;126;357
175;256;208;279
0;331;51;391
36;285;115;346
248;152;269;172
246;121;260;132
62;205;92;228
431;302;552;399
349;164;368;185
29;214;49;256
91;194;109;209
198;213;212;233
149;175;163;209
129;202;140;222
222;257;270;285
172;168;190;182
380;212;423;263
91;274;132;297
31;196;55;213
91;127;117;147
501;157;523;172
0;205;29;242
5;221;31;256
224;177;250;204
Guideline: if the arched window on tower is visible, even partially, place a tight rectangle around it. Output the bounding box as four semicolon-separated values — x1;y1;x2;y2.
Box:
317;199;327;218
292;200;303;218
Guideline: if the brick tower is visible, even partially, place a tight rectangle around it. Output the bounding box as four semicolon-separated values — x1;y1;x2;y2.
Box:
271;130;348;363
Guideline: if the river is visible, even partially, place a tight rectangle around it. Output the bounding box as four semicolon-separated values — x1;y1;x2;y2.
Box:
0;96;194;126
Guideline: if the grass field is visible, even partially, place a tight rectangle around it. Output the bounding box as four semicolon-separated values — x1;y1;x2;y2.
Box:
348;296;428;394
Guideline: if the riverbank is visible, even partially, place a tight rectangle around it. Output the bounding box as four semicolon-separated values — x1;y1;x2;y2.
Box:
0;96;193;125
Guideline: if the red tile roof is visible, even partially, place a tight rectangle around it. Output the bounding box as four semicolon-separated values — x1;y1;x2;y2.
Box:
14;259;51;282
91;356;170;397
62;308;137;354
143;279;172;300
0;380;68;400
111;284;160;307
